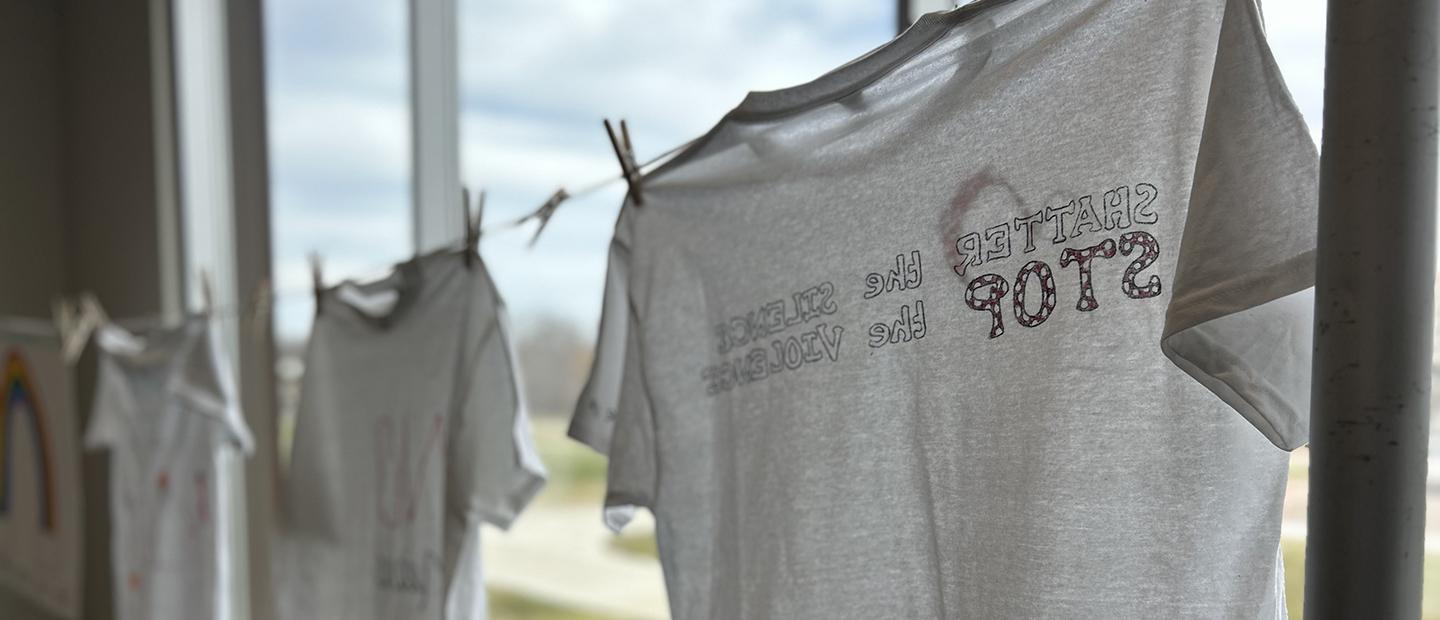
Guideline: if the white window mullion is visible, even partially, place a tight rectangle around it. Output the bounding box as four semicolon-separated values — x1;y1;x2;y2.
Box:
411;0;464;254
170;1;248;619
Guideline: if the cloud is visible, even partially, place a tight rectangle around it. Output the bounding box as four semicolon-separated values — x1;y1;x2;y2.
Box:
264;0;408;99
268;91;410;197
460;111;617;200
451;0;895;333
270;198;412;261
458;0;894;141
264;1;414;342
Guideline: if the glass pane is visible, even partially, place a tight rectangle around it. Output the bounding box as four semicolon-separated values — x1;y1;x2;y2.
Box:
459;2;895;617
264;0;412;458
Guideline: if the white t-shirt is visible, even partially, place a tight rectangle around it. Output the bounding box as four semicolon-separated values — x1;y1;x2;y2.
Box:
86;316;254;620
571;0;1317;618
0;320;83;619
277;249;545;620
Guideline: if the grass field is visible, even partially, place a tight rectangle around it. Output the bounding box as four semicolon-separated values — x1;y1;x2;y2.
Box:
490;590;620;620
526;417;609;504
489;418;628;619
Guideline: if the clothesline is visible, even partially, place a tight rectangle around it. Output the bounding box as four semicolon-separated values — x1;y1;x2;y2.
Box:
255;130;697;305
479;134;695;241
50;131;697;358
287;128;694;297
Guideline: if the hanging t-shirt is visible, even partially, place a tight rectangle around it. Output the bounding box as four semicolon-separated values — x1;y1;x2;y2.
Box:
569;0;1318;617
277;249;545;620
85;315;254;620
0;320;83;619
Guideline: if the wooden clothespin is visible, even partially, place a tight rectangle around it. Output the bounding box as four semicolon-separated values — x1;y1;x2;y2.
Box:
79;293;110;333
526;188;571;247
604;119;644;206
54;292;109;364
462;187;485;268
52;297;77;335
52;297;83;365
309;252;325;313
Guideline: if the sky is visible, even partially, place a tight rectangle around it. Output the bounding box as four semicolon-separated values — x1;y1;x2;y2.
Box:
263;0;1327;343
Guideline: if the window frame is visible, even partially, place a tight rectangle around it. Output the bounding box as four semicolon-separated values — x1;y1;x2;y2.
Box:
163;1;459;618
164;0;276;618
411;0;465;253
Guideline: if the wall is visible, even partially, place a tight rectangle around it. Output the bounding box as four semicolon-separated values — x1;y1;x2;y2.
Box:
0;0;165;618
60;2;168;620
0;1;66;617
0;0;65;319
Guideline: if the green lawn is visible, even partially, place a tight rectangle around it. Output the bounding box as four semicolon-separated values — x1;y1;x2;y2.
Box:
610;529;660;560
530;417;609;504
489;590;620;620
489;419;625;619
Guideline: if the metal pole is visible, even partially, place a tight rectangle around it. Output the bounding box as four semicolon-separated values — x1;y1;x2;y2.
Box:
1307;0;1438;617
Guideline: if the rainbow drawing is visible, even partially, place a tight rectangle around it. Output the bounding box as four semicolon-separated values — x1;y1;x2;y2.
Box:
0;350;57;531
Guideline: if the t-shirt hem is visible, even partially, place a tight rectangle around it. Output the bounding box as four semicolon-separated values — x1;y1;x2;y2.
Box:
1162;252;1314;451
1164;251;1314;337
1160;336;1295;449
566;408;612;455
479;467;547;531
602;491;650;533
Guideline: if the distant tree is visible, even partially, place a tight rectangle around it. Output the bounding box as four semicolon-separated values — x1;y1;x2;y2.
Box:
514;315;593;417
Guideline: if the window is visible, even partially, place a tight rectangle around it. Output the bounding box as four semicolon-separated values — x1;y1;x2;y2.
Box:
458;2;893;616
256;1;1437;618
264;0;413;456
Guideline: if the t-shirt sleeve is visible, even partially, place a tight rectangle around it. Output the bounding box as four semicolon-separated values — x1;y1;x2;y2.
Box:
601;303;660;532
178;319;255;454
449;307;546;531
567;236;634;454
1162;0;1319;451
568;209;658;531
282;339;344;538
